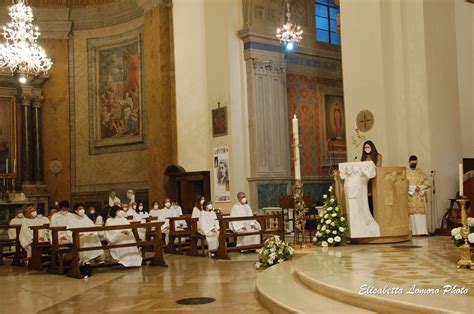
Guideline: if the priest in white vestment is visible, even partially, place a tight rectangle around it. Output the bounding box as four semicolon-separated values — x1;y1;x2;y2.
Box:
67;203;105;264
229;192;261;248
171;201;186;229
105;206;142;267
50;201;74;244
9;209;24;240
199;201;220;252
407;156;431;235
19;207;47;258
108;191;121;207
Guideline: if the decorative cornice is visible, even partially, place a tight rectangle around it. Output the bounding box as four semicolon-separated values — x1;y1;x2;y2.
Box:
252;58;285;76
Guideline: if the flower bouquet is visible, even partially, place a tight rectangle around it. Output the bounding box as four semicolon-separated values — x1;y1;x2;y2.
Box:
314;185;349;247
255;235;294;269
451;217;474;247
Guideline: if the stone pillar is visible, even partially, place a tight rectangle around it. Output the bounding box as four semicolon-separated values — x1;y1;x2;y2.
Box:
18;86;34;185
32;95;44;184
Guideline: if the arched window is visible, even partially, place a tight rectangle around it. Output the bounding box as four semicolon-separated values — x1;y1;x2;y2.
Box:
315;0;340;45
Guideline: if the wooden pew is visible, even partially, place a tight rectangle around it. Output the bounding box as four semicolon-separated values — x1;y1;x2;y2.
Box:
188;217;206;256
168;215;194;253
0;224;23;266
214;213;285;260
67;221;167;279
29;224;51;271
48;226;72;274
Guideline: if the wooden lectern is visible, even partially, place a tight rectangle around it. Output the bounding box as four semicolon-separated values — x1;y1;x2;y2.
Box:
336;166;411;244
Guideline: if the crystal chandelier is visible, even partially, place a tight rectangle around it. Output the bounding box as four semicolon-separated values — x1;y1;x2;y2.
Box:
276;1;303;50
0;0;52;83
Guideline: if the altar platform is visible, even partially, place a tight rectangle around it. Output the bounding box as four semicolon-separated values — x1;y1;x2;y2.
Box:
256;237;474;313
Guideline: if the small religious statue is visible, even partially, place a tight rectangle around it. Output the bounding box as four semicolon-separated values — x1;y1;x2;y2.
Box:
406;155;431;235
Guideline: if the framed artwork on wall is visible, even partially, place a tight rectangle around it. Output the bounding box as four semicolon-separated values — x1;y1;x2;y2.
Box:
212;106;227;137
87;27;146;154
0;97;16;174
319;87;347;167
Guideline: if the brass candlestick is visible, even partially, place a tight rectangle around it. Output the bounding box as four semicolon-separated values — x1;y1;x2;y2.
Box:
456;197;473;270
291;179;309;249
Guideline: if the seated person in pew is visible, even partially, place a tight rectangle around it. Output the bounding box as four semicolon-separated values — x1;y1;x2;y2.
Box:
192;196;205;219
171;200;186;229
149;201;160;218
50;201;74;244
87;207;103;226
36;209;51;242
9;208;24;240
67;203;105;265
19;206;47;258
136;202;149;240
105;205;143;267
230;192;261;249
157;198;175;244
199;201;220;254
125;202;141;221
48;208;58;222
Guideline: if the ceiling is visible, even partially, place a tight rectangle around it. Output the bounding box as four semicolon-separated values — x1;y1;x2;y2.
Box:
0;0;115;8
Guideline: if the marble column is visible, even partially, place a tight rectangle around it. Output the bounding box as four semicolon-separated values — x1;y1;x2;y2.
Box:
32;95;44;184
18;87;34;185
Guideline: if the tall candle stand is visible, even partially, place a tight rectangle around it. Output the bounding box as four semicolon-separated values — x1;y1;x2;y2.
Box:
457;197;473;269
292;178;307;248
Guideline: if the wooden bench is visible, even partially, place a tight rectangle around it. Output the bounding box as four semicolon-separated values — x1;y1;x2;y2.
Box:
168;215;194;253
0;224;23;266
67;221;167;278
29;224;51;271
214;213;285;260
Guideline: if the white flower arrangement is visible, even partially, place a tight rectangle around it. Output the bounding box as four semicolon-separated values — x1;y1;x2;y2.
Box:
255;235;293;269
451;226;474;248
314;185;349;247
468;233;474;244
468;217;474;227
451;227;461;237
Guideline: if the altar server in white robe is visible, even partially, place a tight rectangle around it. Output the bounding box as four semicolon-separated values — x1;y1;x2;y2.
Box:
108;190;121;207
67;203;105;264
192;196;205;218
135;202;149;240
105;206;142;267
158;199;175;244
149;201;160;218
9;208;24;240
37;210;51;242
407;155;431;235
19;207;47;258
171;201;186;229
199;201;220;252
230;192;261;248
50;201;74;244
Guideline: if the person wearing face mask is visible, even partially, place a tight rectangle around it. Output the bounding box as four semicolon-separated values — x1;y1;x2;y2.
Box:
135;202;149;240
149;201;160;217
19;206;46;258
66;203;106;265
50;200;73;244
192;196;205;218
105;205;142;267
407;155;431;236
86;207;103;226
108;190;121;207
125;202;140;221
230;192;261;250
158;198;175;244
171;200;186;229
48;208;58;222
198;201;220;254
9;208;25;240
360;140;383;167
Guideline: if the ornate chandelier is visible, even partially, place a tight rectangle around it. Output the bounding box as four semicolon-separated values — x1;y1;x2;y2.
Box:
276;1;303;50
0;0;52;83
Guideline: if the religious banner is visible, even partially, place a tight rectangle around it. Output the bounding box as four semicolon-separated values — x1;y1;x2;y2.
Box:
213;146;230;202
88;27;146;154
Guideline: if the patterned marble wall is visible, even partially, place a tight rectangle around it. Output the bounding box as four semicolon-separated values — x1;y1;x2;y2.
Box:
257;183;288;208
287;74;343;177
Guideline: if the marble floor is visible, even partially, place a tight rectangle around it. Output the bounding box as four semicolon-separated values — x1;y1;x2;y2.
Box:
1;237;472;313
0;253;268;313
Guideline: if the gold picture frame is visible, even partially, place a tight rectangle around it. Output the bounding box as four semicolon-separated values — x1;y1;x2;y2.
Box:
212;106;228;137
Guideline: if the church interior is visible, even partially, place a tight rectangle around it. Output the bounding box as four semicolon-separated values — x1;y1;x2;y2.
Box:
0;0;473;312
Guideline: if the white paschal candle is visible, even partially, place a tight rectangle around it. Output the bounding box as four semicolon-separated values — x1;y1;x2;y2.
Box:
292;115;301;180
459;163;463;196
